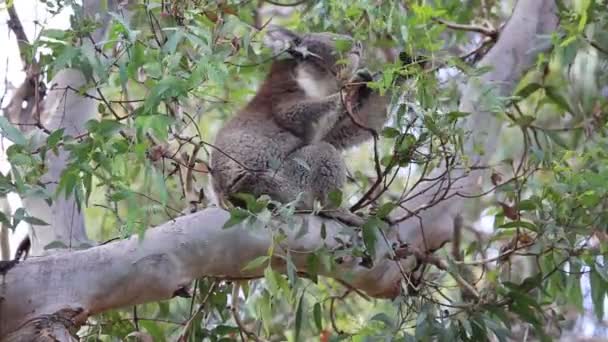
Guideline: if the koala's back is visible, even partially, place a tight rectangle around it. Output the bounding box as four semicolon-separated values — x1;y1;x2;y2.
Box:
210;60;305;197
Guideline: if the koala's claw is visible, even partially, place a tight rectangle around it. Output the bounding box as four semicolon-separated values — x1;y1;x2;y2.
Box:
353;68;373;83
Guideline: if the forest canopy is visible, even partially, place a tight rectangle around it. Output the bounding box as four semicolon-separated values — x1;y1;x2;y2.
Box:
1;0;608;341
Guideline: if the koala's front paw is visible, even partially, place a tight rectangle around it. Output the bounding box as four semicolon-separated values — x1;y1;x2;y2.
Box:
352;68;373;83
349;69;373;104
342;69;373;114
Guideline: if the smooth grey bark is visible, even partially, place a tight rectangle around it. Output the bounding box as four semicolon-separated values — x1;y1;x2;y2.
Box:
0;0;559;339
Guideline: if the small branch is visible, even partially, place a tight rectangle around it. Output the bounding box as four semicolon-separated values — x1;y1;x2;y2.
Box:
586;38;608;56
178;281;218;341
230;282;265;342
6;2;31;67
263;0;308;7
434;18;498;40
0;208;409;336
395;246;480;300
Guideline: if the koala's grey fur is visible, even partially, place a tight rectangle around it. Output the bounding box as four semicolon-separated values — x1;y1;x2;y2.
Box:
209;26;389;213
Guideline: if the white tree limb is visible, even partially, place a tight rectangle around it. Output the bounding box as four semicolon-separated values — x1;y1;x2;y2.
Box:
0;0;558;339
0;209;417;336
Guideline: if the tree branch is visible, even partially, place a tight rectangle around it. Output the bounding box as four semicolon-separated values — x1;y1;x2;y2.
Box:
0;208;415;336
6;2;31;67
434;17;498;40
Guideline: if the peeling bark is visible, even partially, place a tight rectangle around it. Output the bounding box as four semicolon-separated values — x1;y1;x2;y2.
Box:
2;308;83;342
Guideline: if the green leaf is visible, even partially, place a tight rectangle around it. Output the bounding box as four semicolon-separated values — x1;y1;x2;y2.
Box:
86;119;125;137
41;28;67;40
152;168;168;205
46;128;65;150
294;293;304;342
0;211;11;230
0;116;26;145
260;291;272;335
517;199;537;211
23;216;49;226
306;253;319;284
163;30;184;54
313;302;322;331
544;86;572;113
44;240;68;250
232;193;268;214
242;255;269;271
223;208;250;229
578;0;591;32
328;189;342;208
514;115;535;127
52;46;79;74
497;220;538;232
590;267;606;320
545;131;570;149
370;313;394;329
362;218;380;256
286;255;298;288
382;127;400;138
375;202;395;218
135;115;174;141
515;83;542;101
579;190;600;208
447;111;470;122
567;262;584;310
264;266;280;294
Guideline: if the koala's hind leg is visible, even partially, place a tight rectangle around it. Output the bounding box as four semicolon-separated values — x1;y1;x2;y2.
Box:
285;142;346;207
287;142;365;227
239;142;344;208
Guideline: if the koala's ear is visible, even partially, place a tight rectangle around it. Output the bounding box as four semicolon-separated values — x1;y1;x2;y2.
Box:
263;25;301;54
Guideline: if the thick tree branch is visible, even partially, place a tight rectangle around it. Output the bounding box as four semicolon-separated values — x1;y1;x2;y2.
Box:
0;208;415;336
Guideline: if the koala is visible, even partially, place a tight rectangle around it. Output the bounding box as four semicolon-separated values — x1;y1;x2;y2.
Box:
209;26;389;224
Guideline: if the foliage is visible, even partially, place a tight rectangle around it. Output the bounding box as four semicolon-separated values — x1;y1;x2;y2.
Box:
2;0;608;340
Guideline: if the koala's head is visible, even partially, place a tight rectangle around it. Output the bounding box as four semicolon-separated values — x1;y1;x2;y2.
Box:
264;26;363;98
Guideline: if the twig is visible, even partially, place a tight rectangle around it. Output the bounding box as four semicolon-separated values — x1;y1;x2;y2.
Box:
231;282;266;342
394;247;480;300
178;281;218;341
263;0;308;6
434;18;498;39
6;2;31;67
586;38;608;56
